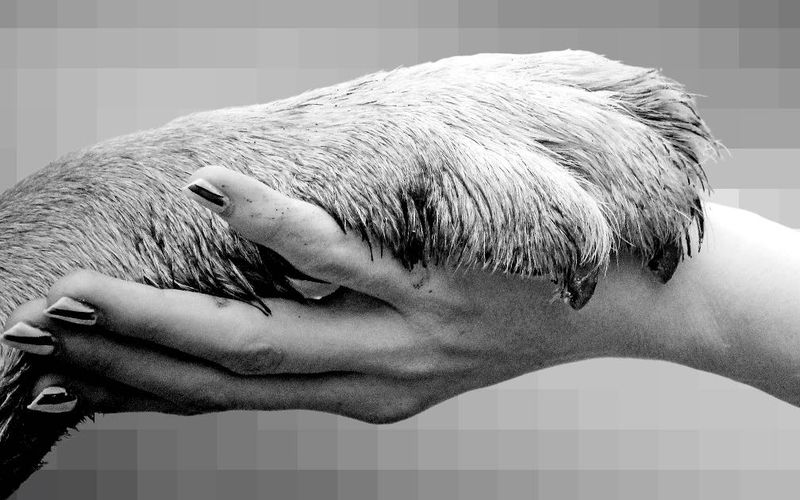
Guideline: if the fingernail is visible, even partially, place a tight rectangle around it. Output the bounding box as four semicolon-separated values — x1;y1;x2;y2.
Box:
44;297;97;325
27;386;77;413
1;322;55;355
182;178;229;214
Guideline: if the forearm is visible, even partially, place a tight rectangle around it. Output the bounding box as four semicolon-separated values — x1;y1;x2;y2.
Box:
576;202;800;405
683;203;800;403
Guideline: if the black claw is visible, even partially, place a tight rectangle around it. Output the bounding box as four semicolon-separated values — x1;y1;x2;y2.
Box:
562;266;599;310
647;241;682;283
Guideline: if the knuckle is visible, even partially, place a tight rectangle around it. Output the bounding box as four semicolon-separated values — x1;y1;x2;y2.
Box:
385;338;446;379
395;352;444;379
48;268;104;303
391;358;433;380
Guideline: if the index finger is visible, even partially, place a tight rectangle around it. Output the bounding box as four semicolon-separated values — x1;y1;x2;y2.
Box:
183;165;428;306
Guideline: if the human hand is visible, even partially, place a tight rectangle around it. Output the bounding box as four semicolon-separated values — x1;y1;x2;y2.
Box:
0;165;640;422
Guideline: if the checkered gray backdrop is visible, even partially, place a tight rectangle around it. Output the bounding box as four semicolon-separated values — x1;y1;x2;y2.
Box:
2;1;800;499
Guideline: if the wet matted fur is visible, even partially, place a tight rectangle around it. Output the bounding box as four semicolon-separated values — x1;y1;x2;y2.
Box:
0;50;721;496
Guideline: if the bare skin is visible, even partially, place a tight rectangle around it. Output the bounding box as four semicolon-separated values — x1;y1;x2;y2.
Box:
2;165;799;421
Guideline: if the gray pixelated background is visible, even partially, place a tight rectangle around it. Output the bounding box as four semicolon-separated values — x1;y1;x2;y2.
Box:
2;0;800;498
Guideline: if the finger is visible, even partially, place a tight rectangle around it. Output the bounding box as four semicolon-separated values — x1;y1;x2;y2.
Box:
21;322;244;412
5;300;229;411
29;271;416;377
182;165;425;306
28;371;189;415
12;322;413;421
2;297;51;349
26;372;77;414
7;299;425;422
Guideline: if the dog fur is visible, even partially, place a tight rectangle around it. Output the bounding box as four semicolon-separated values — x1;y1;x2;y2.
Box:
0;49;720;496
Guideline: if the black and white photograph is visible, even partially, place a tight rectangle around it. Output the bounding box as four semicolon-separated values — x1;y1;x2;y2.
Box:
1;1;799;499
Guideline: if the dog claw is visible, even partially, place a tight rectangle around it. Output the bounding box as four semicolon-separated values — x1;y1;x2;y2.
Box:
647;242;682;284
561;266;600;310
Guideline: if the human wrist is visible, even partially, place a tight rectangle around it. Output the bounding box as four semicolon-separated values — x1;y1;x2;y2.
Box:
594;202;800;408
533;204;729;372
